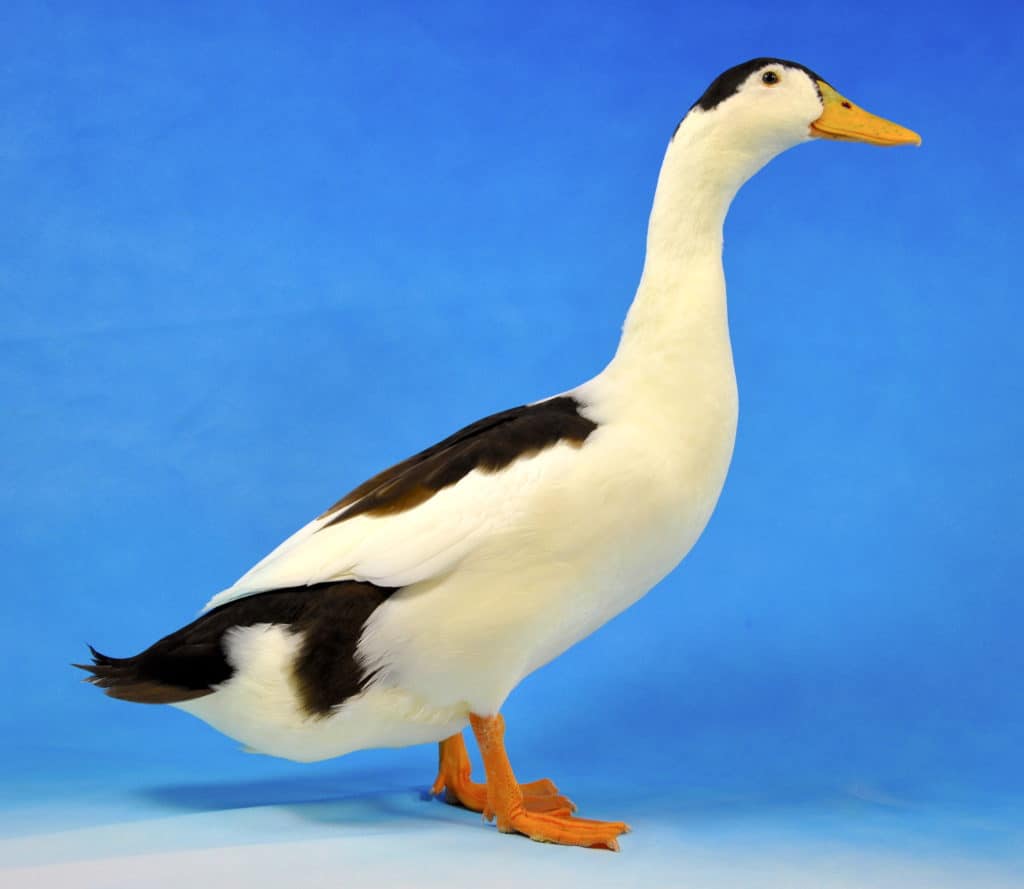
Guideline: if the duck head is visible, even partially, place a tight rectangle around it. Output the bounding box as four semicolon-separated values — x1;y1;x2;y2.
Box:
656;57;921;224
677;57;921;157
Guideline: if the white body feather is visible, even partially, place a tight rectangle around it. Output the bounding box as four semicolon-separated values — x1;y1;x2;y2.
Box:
176;76;813;761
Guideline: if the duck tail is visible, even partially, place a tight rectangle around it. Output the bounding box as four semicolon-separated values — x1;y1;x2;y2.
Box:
73;644;215;705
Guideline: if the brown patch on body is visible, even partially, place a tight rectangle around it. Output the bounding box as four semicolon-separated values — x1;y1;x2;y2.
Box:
319;395;597;528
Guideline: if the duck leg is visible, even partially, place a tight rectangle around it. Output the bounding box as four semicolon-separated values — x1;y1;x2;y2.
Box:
431;730;574;817
467;712;630;850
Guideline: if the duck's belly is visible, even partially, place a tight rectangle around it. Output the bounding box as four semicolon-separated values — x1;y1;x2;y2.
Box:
357;414;737;716
175;624;469;762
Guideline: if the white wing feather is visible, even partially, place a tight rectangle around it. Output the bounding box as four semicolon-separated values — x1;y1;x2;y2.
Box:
202;453;547;612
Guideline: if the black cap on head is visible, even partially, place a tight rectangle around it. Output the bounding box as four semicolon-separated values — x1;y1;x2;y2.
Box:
691;57;826;112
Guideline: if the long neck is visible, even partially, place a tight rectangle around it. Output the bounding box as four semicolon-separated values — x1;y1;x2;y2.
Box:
596;117;772;409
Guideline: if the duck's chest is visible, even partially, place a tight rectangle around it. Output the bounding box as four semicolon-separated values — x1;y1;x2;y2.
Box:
579;365;740;558
547;387;739;608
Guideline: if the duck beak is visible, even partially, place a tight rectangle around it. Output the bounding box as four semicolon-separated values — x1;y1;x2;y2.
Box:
811;82;921;147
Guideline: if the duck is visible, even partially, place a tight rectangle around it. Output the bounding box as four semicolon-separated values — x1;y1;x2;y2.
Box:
78;58;920;851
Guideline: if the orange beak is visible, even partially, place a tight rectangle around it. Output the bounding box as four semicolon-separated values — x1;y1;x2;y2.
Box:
811;81;921;147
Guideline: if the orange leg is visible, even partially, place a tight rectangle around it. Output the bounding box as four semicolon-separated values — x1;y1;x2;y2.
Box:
431;731;574;818
467;712;630;850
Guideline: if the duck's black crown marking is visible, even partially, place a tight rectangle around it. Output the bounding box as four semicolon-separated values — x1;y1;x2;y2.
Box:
318;395;597;526
672;57;828;140
691;57;826;112
76;581;393;717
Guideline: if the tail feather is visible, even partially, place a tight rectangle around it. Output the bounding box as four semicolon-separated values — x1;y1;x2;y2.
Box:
74;645;215;705
76;582;394;713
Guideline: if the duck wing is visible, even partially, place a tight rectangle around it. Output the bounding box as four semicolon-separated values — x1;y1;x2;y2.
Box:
203;395;596;612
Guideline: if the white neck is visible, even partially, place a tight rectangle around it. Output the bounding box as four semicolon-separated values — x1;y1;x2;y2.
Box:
592;113;777;414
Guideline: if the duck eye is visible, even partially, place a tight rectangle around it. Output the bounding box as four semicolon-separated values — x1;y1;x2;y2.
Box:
761;71;780;86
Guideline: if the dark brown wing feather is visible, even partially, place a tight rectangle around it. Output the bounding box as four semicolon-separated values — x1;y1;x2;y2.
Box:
318;395;597;527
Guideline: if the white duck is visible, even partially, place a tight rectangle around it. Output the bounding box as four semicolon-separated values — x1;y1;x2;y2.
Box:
79;58;919;851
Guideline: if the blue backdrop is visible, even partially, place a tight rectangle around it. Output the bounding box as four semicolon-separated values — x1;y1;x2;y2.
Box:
2;1;1021;884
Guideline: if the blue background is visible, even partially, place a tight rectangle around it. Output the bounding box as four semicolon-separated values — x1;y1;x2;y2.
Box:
2;1;1021;885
